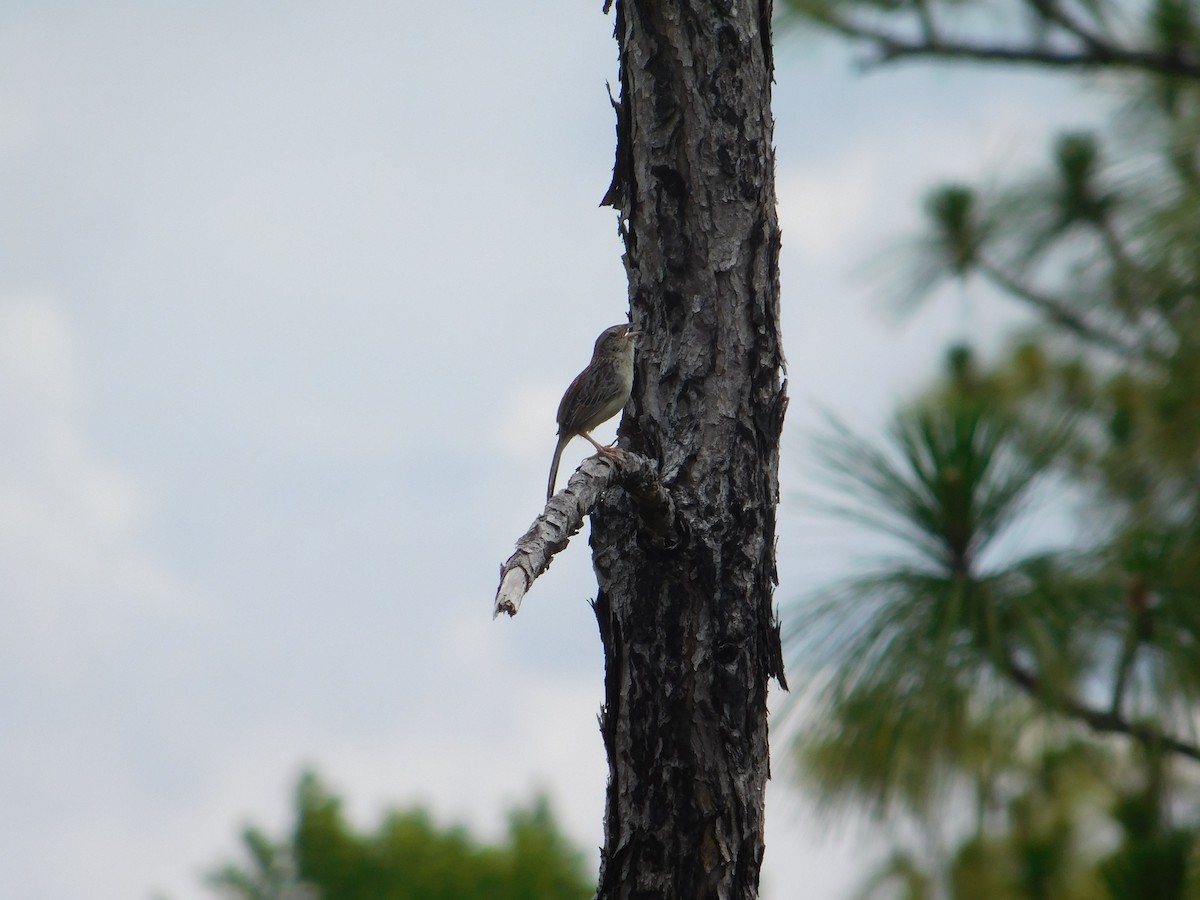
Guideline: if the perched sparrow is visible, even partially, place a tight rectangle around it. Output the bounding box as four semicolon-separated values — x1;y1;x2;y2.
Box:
546;324;639;500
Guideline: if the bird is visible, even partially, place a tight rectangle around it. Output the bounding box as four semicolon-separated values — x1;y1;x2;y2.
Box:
546;323;639;501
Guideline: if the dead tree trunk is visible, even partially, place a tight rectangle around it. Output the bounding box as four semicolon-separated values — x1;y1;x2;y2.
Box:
592;1;787;898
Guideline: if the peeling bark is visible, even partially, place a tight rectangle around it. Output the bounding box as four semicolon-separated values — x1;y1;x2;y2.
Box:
493;452;675;618
592;1;787;898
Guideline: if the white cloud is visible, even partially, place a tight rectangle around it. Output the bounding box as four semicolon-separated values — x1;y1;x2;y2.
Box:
778;151;882;260
491;381;563;462
0;294;191;678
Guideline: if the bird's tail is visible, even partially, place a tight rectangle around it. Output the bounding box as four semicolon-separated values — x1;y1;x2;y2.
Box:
546;434;570;501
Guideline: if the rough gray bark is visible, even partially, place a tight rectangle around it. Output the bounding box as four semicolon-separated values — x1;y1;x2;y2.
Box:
591;1;787;898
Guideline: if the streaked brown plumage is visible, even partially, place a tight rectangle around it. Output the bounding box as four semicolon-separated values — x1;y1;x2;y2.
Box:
546;324;639;501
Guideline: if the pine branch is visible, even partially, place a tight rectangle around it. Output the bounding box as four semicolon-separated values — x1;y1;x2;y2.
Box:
1109;627;1140;719
1025;0;1109;54
1110;577;1154;717
813;11;1200;79
1001;655;1200;763
975;257;1139;356
871;38;1200;78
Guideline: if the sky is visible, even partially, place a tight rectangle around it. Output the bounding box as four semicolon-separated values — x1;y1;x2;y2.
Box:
0;2;1098;898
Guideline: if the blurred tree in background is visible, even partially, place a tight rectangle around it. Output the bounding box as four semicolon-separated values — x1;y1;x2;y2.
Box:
779;0;1200;896
207;771;593;900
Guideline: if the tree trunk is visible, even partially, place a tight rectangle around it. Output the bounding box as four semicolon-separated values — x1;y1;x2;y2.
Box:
592;2;787;898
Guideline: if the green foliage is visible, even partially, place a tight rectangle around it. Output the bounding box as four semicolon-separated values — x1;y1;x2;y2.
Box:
778;0;1200;896
207;772;593;900
789;345;1200;893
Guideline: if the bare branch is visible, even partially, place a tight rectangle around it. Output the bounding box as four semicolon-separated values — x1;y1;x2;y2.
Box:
493;451;673;617
911;0;940;45
1026;0;1109;53
805;7;1200;79
1108;629;1139;719
1002;655;1200;763
865;35;1200;79
975;257;1139;357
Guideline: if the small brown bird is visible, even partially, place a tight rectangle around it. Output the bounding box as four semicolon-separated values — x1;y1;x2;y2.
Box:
547;324;639;501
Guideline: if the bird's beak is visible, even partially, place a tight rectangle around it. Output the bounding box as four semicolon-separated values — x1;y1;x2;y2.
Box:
625;328;642;341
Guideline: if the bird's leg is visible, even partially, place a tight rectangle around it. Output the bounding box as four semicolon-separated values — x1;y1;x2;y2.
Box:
582;431;623;459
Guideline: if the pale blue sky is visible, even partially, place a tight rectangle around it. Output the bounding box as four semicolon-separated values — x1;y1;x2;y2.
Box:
0;2;1093;897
